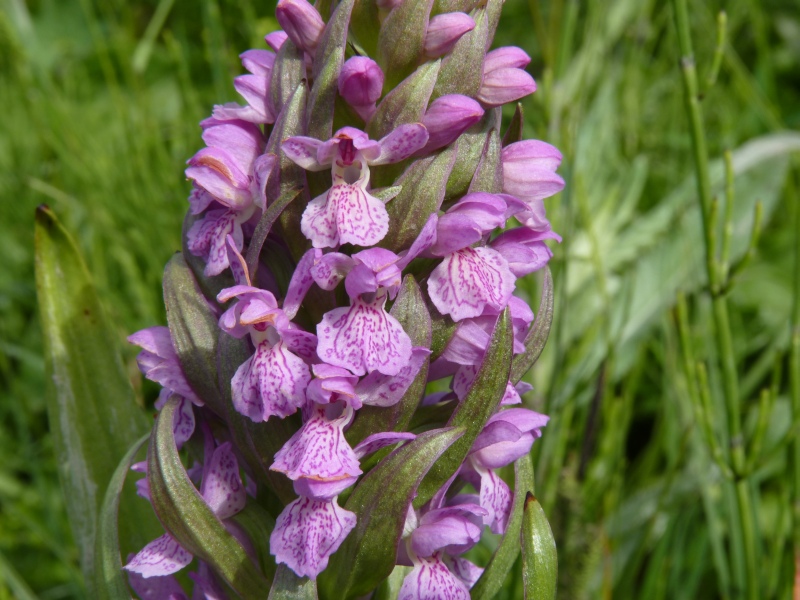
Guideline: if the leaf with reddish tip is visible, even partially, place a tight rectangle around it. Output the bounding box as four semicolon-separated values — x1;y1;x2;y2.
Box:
469;124;503;194
34;206;153;593
502;103;525;146
521;492;558;600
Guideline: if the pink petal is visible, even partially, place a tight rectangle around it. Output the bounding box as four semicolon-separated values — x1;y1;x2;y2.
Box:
186;209;243;277
355;347;430;407
172;397;196;449
126;567;187;599
444;556;484;589
200;442;246;520
231;340;310;422
353;431;416;459
125;534;193;578
282;136;329;171
317;296;413;376
310;252;355;290
270;496;357;578
399;554;470;600
372;123;430;165
284;249;322;319
301;179;390;248
478;467;512;534
271;405;360;482
427;247;516;321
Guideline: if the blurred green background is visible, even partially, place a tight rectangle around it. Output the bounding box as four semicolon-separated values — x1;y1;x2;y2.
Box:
1;0;799;597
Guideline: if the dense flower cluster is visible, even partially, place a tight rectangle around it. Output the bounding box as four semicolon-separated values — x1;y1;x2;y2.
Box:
123;0;563;597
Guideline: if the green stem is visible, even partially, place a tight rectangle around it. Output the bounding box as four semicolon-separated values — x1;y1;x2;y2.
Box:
670;1;758;597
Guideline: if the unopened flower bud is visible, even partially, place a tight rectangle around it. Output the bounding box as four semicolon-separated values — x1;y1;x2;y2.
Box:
276;0;325;55
338;56;384;117
420;94;484;153
424;12;475;58
501;140;564;202
478;46;536;107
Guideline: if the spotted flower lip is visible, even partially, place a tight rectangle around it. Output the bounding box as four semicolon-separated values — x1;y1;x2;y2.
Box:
284;125;430;249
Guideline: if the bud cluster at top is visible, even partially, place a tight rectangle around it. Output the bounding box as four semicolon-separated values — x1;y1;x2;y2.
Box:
123;0;564;598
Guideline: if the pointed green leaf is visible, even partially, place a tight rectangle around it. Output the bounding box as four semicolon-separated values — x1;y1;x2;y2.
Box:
469;122;503;193
510;267;554;384
230;502;278;583
245;187;303;282
163;253;224;415
502;103;524;146
521;493;558;600
346;276;432;444
148;397;271;596
350;0;381;56
470;453;534;599
430;305;457;360
320;427;466;599
372;565;412;600
432;4;487;99
268;565;318;599
271;40;305;116
415;307;513;506
34;205;152;591
444;110;499;202
307;0;355;141
367;59;441;141
382;143;457;252
94;433;150;600
266;82;312;262
377;0;433;88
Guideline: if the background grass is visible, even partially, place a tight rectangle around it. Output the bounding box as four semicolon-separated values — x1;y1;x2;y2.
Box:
1;0;799;597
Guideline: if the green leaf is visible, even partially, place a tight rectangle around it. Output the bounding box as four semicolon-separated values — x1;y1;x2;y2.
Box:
468;120;503;193
163;253;225;415
432;4;488;99
521;493;558;600
271;40;305;116
471;453;534;600
502;103;524;146
230;502;278;583
377;0;433;88
268;565;318;599
415;308;513;506
510;267;554;384
266;81;312;262
307;0;355;141
320;427;466;599
444;110;499;203
34;205;152;592
94;433;150;600
349;0;381;56
148;396;271;596
245;187;303;282
382;143;457;252
346;275;432;444
367;59;441;141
